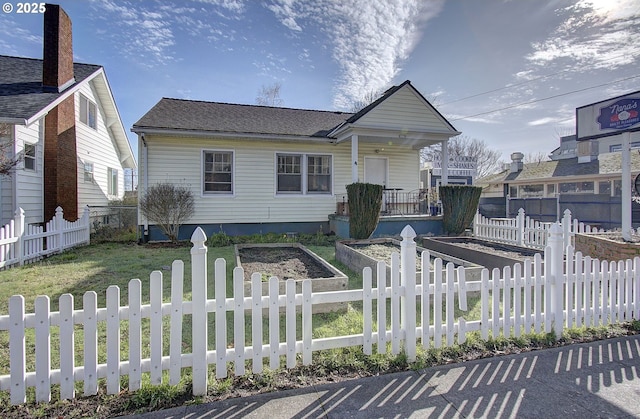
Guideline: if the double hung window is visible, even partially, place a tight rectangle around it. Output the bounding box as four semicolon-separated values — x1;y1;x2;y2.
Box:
203;151;233;194
276;153;332;194
80;94;97;129
24;143;36;171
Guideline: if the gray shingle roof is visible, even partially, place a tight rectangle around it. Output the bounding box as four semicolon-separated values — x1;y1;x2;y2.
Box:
133;98;354;138
0;55;101;121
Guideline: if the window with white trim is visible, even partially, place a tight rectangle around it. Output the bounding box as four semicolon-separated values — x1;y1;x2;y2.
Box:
107;167;118;195
307;155;331;193
84;162;94;182
24;143;35;171
276;153;332;195
203;150;233;194
79;94;97;129
277;154;302;193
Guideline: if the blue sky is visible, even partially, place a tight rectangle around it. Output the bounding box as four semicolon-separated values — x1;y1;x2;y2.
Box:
1;0;639;164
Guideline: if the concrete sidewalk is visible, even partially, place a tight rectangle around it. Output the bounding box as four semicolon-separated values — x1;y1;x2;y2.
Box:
123;335;640;418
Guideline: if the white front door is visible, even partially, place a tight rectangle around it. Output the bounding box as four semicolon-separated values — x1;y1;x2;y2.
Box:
364;157;388;188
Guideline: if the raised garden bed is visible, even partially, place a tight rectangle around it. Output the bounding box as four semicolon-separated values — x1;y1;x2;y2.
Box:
235;243;348;313
421;237;543;271
336;238;483;287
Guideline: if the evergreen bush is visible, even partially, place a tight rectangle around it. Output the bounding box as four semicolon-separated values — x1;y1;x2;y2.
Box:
346;183;383;239
439;185;482;235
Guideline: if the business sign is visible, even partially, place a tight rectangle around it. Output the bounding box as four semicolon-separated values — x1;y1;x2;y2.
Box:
597;98;640;131
431;155;477;177
577;90;640;140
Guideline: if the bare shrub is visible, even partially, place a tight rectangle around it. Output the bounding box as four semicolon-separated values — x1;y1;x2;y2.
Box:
139;183;195;242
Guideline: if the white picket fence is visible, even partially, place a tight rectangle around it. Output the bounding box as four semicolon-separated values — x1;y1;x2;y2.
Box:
473;208;607;250
0;206;90;269
1;223;639;405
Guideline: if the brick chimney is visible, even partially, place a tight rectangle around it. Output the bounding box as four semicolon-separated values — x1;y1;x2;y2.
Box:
43;3;78;221
42;4;75;92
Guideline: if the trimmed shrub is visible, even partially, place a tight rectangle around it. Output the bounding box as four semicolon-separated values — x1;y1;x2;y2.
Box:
439;185;482;235
346;183;383;239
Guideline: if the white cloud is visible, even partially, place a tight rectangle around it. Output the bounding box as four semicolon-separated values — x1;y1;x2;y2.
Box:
194;0;246;14
526;0;640;72
0;17;42;48
90;0;175;66
266;0;445;110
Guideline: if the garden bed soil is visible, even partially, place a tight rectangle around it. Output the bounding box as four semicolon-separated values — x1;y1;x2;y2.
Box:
237;247;334;281
235;243;348;313
422;237;542;271
336;238;483;286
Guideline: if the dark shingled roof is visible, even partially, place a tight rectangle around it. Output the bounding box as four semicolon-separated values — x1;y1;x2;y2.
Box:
0;55;101;121
133;98;354;138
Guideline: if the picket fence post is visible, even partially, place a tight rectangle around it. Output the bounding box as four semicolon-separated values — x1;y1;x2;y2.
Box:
191;227;208;396
15;208;25;266
562;209;572;252
516;208;525;246
82;206;91;244
400;225;417;361
55;206;64;252
548;223;564;338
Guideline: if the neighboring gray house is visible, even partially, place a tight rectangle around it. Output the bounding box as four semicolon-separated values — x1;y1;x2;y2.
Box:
0;5;136;226
477;150;640;229
133;80;460;240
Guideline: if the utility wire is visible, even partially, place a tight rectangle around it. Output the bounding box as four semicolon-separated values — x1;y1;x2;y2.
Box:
439;52;634;106
449;74;640;122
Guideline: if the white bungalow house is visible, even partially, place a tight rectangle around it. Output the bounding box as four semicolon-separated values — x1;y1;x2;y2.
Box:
0;5;136;226
132;80;459;240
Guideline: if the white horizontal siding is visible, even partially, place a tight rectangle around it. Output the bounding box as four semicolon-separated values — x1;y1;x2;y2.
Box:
355;87;449;132
14;120;43;224
143;136;420;225
0;128;15;225
76;83;126;213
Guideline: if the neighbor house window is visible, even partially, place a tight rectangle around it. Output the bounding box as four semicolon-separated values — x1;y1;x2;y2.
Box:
276;153;332;195
23;143;35;171
79;94;97;129
203;150;233;194
277;154;302;193
508;186;517;198
609;141;640;152
518;184;543;198
614;179;622;196
559;181;594;194
547;184;556;196
598;181;611;195
84;162;94;182
107;167;118;195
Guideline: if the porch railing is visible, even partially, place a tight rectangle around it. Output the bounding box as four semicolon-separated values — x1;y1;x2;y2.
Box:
335;189;438;216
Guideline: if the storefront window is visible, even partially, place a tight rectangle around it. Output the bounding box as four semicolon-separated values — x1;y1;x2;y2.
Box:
559;181;594;194
598;181;611;195
614;179;622;196
519;184;544;198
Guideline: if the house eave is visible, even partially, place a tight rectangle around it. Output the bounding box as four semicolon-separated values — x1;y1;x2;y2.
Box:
131;127;336;143
0;117;27;125
332;125;461;149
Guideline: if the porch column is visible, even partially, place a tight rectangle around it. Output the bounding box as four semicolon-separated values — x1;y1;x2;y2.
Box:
441;140;449;185
351;134;359;183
